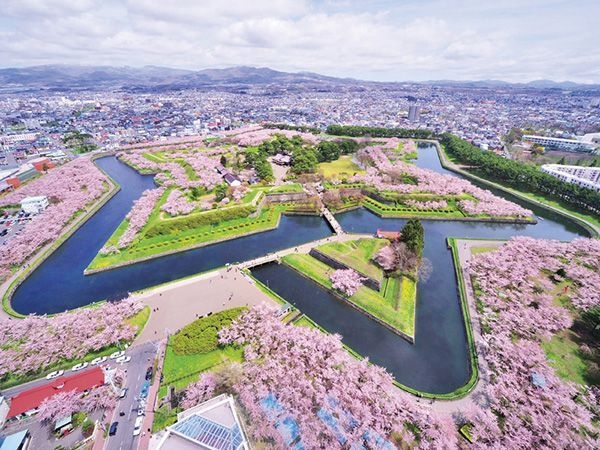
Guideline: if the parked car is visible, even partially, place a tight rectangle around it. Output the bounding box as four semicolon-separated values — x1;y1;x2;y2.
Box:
145;367;153;380
133;416;143;436
90;356;107;365
109;350;125;359
115;355;131;364
71;362;89;372
46;370;64;380
109;421;119;436
119;388;128;399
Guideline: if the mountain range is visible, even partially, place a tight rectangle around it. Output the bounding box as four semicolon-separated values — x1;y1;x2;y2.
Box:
0;65;597;93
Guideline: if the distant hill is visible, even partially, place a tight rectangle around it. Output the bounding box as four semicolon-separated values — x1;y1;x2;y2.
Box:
0;64;597;93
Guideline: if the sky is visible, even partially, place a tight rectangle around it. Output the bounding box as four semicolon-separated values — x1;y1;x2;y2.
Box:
1;0;599;83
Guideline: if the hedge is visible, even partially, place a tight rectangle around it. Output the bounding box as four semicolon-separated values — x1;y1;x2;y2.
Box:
171;307;246;355
146;205;256;237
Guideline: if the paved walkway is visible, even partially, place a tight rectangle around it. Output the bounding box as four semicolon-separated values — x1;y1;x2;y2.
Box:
134;268;277;344
134;233;372;343
321;206;345;234
429;238;503;415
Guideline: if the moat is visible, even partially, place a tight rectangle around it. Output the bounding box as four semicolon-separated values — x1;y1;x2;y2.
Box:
10;144;588;393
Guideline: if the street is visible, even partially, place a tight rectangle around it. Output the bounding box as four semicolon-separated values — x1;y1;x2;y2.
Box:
104;342;158;450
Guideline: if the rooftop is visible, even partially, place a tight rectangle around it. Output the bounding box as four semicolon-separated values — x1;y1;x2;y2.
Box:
157;394;248;450
7;367;104;419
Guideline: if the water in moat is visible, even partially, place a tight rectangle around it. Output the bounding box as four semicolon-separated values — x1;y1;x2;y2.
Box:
11;146;589;393
251;143;588;393
10;156;332;315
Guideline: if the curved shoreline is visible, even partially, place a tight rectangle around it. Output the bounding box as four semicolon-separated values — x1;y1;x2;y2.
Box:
1;154;121;317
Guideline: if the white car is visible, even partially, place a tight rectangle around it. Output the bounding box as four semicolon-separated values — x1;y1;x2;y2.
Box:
115;355;131;364
71;362;89;372
133;416;144;436
109;350;125;359
46;370;64;380
90;356;107;365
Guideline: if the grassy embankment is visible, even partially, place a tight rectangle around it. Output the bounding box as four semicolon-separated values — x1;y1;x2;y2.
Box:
0;305;150;390
87;187;298;271
282;238;416;339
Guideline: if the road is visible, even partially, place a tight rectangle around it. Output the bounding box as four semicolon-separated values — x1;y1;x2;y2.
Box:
104;342;158;450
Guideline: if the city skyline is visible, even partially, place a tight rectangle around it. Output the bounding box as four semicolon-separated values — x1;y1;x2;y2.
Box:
1;0;599;83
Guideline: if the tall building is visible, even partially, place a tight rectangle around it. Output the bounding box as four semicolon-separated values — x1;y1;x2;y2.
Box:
408;105;420;122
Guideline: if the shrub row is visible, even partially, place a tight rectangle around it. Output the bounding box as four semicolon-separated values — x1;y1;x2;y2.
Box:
171;307;246;355
146;205;256;237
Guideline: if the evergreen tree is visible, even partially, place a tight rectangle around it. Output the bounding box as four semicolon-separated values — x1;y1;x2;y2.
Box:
399;219;424;257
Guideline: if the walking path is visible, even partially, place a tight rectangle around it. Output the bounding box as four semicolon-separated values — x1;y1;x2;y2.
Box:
321;206;345;234
428;238;503;415
134;233;372;343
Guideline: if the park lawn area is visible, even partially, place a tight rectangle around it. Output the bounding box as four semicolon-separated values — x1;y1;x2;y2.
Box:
282;253;415;338
292;315;319;329
87;204;288;270
316;238;387;281
158;344;243;398
126;305;151;338
318;155;364;179
541;330;588;385
269;183;304;193
470;246;497;255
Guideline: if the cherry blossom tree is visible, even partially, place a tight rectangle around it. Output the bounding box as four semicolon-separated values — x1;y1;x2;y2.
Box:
213;306;457;449
0;297;143;378
37;385;117;423
465;236;600;448
330;269;365;296
0;157;109;282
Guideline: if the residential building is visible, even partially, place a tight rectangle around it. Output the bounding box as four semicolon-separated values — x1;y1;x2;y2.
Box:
541;164;600;192
523;135;596;153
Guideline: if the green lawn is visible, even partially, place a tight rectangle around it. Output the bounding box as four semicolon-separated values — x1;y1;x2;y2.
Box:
316;238;387;281
292;315;319;329
282;253;416;338
88;205;289;270
158;344;243;398
318;155;364;179
470;246;497;255
127;306;151;337
269;183;304;193
542;330;588;385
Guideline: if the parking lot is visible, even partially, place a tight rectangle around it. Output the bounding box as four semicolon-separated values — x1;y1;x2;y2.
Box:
0;210;32;245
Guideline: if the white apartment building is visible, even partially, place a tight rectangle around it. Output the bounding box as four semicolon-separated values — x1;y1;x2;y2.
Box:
523;135;597;153
541;164;600;192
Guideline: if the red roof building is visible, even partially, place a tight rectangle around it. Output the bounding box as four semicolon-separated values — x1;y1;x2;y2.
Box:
7;367;104;419
376;229;401;240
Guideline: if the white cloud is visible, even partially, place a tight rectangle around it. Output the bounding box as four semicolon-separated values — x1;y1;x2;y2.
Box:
0;0;598;82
